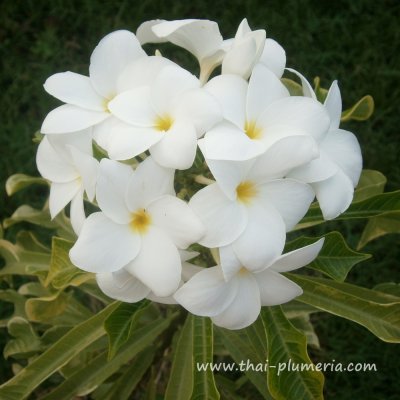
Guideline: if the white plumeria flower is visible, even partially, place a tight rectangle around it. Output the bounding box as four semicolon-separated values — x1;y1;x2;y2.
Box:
200;63;330;162
41;30;146;135
137;19;226;84
258;38;286;78
108;64;222;169
190;136;316;271
222;18;266;80
91;55;175;154
36;130;98;234
69;157;205;297
174;238;324;330
96;250;202;304
286;73;362;219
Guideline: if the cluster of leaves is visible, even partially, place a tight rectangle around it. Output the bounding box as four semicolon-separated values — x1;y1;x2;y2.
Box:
0;86;399;399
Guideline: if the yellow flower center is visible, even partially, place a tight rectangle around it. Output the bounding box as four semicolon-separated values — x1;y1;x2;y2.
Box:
236;181;258;204
130;209;151;234
244;120;263;139
102;94;116;113
155;115;174;132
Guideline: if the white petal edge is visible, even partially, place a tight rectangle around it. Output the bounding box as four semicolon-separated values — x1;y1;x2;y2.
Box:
125;227;181;297
270;238;325;273
69;212;141;273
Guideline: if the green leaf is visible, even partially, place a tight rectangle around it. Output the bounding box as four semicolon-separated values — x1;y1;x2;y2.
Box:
40;317;172;400
0;233;51;277
96;347;155;400
353;169;387;203
285;232;371;281
0;290;28;327
357;211;400;249
4;317;42;359
45;237;92;289
295;190;400;230
0;302;119;400
374;282;400;297
281;78;304;96
281;301;319;318
104;300;150;360
25;291;93;326
288;274;400;343
262;306;324;400
341;95;374;121
3;205;75;240
3;205;56;229
165;315;194;400
288;314;320;349
5;174;47;196
192;316;220;400
165;315;219;400
215;319;272;399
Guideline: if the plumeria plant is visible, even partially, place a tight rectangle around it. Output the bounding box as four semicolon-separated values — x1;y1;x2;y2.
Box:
1;18;399;400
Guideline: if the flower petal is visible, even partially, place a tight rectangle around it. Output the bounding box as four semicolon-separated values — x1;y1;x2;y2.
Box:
205;157;254;200
92;117;119;150
89;30;146;99
44;72;105;111
107;122;162;161
151;65;199;115
257;96;330;146
222;36;257;80
320;129;362;187
205;74;247;129
324;81;342;130
126;156;175;210
116;55;174;92
147;195;205;248
212;272;261;330
69;212;141;273
125;227;181;297
256;269;302;306
287;150;339;183
233;202;286;271
68;146;99;201
49;179;81;218
96;159;133;224
149;120;198;170
312;169;354;220
46;129;93;156
96;270;151;302
174;266;239;317
108;87;156;127
247;135;319;181
259;38;286;78
199;121;265;161
136;19;167;44
257;179;315;231
219;244;242;281
189;183;247;247
36;136;78;182
41;104;108;134
70;188;86;235
174;88;222;136
270;238;324;273
247;64;289;122
285;68;316;100
151;19;223;62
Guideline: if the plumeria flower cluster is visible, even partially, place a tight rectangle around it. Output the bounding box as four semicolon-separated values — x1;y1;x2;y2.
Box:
37;18;362;330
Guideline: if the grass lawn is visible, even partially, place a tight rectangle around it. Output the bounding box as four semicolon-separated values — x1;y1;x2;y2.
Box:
1;0;399;398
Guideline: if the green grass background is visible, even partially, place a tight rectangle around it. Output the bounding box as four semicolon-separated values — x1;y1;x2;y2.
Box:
1;0;399;398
